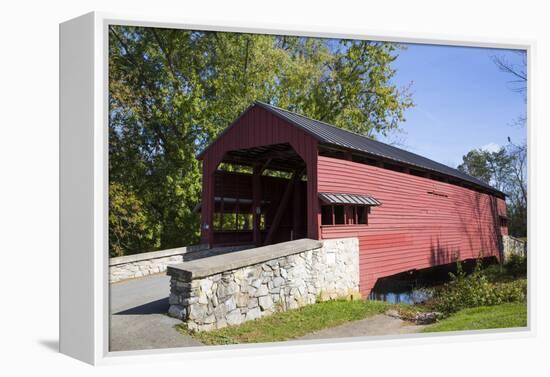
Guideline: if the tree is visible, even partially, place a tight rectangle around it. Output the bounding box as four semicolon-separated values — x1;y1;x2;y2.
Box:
457;150;492;184
109;182;161;257
505;139;527;236
491;52;527;96
109;26;414;255
490;51;527;237
457;148;512;192
109;27;204;252
457;143;526;237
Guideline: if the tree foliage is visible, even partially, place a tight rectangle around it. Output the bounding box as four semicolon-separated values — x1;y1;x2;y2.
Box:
457;143;527;237
109;26;414;255
505;141;527;236
457;149;493;185
109;182;161;257
458;147;512;192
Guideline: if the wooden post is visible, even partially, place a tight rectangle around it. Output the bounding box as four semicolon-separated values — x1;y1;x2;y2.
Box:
219;175;224;231
292;177;301;240
306;150;320;240
252;164;262;246
220;197;224;230
264;169;304;245
203;164;215;248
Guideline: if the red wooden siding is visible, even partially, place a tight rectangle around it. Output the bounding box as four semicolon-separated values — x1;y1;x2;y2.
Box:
317;156;507;297
199;106;319;245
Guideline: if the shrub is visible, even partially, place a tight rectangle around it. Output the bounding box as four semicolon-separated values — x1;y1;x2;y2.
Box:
480;264;506;282
494;279;527;303
481;255;527;283
431;259;527;315
505;253;527;278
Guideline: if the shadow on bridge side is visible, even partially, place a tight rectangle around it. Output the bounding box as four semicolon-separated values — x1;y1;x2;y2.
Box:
429;238;461;267
427;188;503;270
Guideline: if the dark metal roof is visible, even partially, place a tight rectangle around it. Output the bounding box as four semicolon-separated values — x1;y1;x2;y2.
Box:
255;101;503;196
319;192;381;206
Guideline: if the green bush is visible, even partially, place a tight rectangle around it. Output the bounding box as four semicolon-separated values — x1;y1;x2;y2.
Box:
482;255;527;282
505;253;527;278
480;264;506;282
494;279;527;303
431;259;527;315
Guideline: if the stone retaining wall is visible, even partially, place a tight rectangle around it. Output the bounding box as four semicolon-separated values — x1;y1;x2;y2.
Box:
167;238;359;332
503;235;527;262
109;244;247;283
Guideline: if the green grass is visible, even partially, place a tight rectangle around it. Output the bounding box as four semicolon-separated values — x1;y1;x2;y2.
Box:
176;299;392;345
422;302;527;333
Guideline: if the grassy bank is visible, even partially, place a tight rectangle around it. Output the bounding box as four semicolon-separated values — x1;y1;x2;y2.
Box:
176;299;391;345
421;256;527;333
176;257;527;345
423;302;527;332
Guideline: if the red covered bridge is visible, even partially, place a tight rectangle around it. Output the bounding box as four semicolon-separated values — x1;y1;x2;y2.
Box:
196;102;508;296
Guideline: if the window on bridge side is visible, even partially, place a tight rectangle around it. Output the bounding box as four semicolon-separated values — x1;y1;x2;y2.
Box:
320;205;369;226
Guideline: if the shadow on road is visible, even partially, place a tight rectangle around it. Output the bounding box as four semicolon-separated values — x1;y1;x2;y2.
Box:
113;298;169;315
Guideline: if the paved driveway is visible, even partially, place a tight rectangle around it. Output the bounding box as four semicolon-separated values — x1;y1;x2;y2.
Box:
109;274;203;352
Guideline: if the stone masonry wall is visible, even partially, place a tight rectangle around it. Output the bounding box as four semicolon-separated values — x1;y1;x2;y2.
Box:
110;253;188;283
502;235;527;262
110;244;246;283
167;238;359;332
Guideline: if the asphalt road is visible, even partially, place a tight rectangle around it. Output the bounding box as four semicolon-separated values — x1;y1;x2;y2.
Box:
109;274;203;352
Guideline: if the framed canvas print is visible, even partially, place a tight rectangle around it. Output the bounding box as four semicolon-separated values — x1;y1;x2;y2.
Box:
59;12;532;365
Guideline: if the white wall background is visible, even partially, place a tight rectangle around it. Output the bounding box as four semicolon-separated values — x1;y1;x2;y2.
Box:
0;0;548;375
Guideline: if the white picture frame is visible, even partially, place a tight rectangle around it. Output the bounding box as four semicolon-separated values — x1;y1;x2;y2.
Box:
59;11;535;365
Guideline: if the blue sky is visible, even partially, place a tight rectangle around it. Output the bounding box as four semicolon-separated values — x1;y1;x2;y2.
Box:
379;43;526;168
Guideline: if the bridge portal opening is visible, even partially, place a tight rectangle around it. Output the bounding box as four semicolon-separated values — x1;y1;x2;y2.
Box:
197;143;308;247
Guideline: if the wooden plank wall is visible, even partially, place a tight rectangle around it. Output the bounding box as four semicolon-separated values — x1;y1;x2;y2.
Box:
317;156;508;297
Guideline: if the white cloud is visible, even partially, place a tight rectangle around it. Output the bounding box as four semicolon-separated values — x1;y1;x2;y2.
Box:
480;142;501;153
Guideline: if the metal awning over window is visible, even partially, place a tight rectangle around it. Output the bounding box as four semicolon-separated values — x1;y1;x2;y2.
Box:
318;192;381;206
